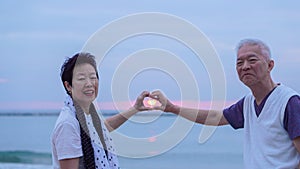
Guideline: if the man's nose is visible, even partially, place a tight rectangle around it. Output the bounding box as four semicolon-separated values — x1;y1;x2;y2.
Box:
242;61;250;70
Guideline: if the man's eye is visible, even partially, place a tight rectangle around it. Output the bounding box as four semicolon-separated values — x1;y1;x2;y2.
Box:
236;61;243;66
90;76;97;80
249;59;257;63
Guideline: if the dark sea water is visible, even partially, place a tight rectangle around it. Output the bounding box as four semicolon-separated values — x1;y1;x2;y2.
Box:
0;111;244;169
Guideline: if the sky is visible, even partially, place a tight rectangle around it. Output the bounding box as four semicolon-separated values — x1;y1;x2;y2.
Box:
0;0;300;111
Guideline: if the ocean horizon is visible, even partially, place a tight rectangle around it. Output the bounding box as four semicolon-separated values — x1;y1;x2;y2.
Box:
0;111;244;169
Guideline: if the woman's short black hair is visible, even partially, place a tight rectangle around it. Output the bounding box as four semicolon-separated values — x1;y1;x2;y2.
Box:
60;52;99;95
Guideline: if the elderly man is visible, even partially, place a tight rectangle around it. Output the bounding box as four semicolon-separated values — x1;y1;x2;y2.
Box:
151;39;300;168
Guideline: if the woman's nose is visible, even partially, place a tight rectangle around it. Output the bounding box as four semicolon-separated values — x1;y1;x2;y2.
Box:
85;79;93;87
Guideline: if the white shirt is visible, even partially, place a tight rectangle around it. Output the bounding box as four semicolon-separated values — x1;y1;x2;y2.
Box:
51;106;82;169
243;85;300;169
51;105;119;169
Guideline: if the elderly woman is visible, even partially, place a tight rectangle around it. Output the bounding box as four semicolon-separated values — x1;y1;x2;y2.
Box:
51;52;150;169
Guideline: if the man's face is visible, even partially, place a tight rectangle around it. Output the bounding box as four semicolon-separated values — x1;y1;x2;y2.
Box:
236;44;272;87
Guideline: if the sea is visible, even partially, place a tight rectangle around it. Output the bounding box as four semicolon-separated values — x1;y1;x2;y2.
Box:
0;111;244;169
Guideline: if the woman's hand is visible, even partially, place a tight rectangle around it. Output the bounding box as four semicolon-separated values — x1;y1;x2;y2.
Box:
133;91;152;111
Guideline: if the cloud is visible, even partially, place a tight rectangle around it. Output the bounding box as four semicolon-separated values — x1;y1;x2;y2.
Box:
0;101;63;111
275;48;300;64
0;78;8;84
2;31;87;41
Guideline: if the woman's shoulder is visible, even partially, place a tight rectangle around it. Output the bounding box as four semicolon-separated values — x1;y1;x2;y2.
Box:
54;106;79;131
51;106;81;146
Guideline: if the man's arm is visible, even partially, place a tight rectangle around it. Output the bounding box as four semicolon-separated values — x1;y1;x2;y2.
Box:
293;137;300;168
150;90;229;126
285;95;300;168
293;136;300;153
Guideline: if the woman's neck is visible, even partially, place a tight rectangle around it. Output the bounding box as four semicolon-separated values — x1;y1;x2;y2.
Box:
77;102;91;115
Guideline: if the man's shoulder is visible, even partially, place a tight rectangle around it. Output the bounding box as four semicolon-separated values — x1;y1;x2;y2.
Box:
278;84;299;95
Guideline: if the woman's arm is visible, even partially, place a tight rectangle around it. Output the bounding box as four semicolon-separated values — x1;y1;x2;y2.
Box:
105;91;151;131
59;158;79;169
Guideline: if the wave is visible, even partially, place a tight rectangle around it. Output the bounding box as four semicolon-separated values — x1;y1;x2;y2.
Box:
0;151;51;165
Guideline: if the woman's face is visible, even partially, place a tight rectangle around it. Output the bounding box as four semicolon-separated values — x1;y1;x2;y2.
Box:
68;63;99;108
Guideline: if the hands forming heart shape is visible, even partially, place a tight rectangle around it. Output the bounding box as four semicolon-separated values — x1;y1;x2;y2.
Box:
133;90;170;112
145;97;161;108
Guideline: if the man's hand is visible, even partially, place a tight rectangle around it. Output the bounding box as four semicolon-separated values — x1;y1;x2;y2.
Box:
149;90;178;113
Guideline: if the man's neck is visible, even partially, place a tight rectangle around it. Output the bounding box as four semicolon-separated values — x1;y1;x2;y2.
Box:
250;81;278;105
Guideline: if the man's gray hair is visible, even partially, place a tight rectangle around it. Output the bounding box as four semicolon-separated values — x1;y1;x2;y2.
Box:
236;38;271;59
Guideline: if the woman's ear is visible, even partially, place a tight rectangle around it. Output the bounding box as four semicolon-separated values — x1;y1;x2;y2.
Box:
64;81;72;94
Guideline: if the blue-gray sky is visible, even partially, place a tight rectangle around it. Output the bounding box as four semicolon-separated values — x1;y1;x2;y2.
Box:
0;1;299;110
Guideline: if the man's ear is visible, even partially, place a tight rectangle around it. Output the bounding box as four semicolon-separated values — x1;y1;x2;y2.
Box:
268;59;274;72
64;81;72;93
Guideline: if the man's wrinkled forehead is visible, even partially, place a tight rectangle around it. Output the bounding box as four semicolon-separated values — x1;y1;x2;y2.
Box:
237;44;270;61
